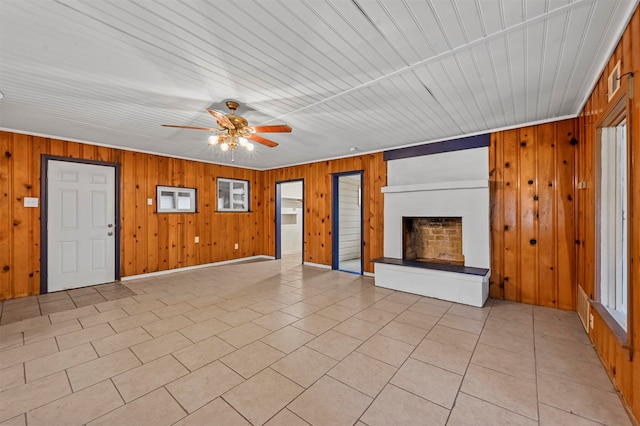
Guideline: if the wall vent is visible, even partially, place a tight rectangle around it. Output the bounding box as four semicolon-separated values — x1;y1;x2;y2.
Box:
577;285;590;332
608;60;622;102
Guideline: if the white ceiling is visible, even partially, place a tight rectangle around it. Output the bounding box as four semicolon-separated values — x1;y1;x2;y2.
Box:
0;0;637;169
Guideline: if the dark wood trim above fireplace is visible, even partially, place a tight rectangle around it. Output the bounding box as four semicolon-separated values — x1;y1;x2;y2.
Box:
383;134;490;161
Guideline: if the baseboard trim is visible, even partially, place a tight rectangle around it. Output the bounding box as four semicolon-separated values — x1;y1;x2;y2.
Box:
121;255;275;281
303;262;331;270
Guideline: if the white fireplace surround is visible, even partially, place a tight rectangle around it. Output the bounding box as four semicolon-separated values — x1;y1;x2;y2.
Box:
374;147;491;307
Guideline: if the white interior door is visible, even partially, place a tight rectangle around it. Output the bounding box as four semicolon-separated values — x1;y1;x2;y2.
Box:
48;160;116;292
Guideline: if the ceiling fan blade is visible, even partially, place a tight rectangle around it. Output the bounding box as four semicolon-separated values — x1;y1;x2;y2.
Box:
207;109;235;129
161;124;219;131
249;124;292;133
247;134;279;148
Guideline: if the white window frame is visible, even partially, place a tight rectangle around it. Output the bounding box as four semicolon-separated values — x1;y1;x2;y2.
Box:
217;178;249;212
156;186;197;213
598;120;628;331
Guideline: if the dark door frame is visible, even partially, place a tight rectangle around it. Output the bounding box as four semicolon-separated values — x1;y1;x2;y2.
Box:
275;179;305;263
331;170;364;274
41;155;121;294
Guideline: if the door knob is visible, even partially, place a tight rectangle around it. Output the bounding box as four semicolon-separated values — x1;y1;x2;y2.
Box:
108;232;114;236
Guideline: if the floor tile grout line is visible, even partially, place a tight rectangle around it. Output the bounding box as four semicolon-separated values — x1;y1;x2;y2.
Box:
456;390;540;422
161;383;190;421
348;298;456;424
358;309;450;422
470;304;543;422
257;293;402;423
533;310;541;425
218;394;262;426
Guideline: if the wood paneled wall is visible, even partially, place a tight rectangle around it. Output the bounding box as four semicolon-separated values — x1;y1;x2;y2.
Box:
262;154;386;273
576;7;640;421
489;119;578;310
0;132;264;300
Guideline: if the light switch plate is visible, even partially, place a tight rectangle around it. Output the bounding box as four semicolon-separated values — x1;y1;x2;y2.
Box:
24;197;39;207
147;198;153;205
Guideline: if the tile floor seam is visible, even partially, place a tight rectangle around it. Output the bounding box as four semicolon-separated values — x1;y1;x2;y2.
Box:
533;324;623;425
353;304;456;420
268;406;309;426
5;372;73;422
162;383;192;419
97;377;152;422
327;367;392;405
128;344;146;365
440;300;492;425
533;309;542;424
395;358;464;412
455;390;541;423
52;324;61;352
218;394;260;425
168;352;195;374
466;359;537;384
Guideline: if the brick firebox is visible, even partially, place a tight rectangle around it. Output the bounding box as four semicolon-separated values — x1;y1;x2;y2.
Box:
403;217;464;265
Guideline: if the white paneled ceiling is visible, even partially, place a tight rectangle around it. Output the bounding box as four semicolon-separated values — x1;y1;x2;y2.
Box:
0;0;637;169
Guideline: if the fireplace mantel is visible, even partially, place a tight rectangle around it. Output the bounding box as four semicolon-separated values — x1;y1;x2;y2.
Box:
381;179;488;194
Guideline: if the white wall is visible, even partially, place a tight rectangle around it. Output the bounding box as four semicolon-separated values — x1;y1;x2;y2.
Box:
338;176;361;262
280;181;303;255
387;147;488;185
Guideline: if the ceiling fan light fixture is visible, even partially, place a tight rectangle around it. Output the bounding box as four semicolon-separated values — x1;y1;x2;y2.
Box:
162;101;287;161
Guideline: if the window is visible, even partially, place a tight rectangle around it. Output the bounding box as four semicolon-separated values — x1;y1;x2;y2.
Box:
156;186;197;213
598;119;628;331
217;178;249;212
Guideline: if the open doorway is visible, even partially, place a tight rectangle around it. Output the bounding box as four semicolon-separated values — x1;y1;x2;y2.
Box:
332;171;363;274
275;180;304;265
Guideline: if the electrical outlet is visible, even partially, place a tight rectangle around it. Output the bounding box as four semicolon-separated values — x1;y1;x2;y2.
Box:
24;197;39;208
234;243;239;250
590;313;594;329
194;236;199;243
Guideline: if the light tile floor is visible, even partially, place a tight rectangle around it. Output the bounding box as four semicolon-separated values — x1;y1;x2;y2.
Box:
0;256;633;425
0;283;136;325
